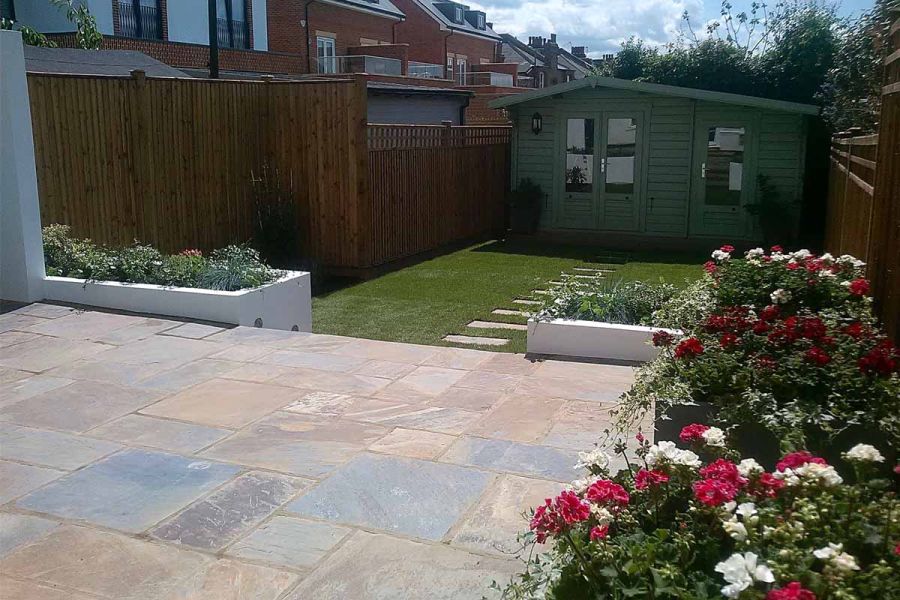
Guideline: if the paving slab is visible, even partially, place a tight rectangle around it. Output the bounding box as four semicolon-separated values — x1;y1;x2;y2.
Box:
94;335;225;369
443;334;509;347
159;322;226;339
152;471;309;551
92;318;182;345
0;336;112;372
0;367;31;385
455;370;520;393
205;326;304;348
268;367;392;395
0;461;64;504
369;427;457;459
351;359;418;380
23;310;143;340
46;358;171;386
0;423;121;470
332;338;439;364
16;449;240;533
512;298;542;305
8;303;76;319
0;380;161;433
541;400;617;450
140;378;298;428
201;412;387;477
421;347;493;370
0;330;41;349
88;414;232;454
227;516;352;570
281;391;397;418
467;320;528;331
441;436;578;482
451;474;562;555
467;395;564;443
0;375;74;410
477;353;540;376
259;349;368;373
135;358;245;392
431;386;505;412
350;404;482;435
284;531;515;600
0;313;46;334
0;576;96;600
221;362;296;383
208;343;274;362
286;453;491;541
0;513;60;558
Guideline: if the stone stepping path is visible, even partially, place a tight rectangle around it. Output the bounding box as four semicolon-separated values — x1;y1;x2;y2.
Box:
491;308;528;317
532;290;551;295
573;274;602;280
512;298;542;306
443;334;509;346
573;267;614;274
466;320;527;332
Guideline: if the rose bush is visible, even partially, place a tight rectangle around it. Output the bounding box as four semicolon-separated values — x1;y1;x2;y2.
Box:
500;433;898;599
618;246;900;452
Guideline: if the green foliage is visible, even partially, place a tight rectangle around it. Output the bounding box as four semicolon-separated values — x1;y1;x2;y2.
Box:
0;19;57;47
540;278;678;326
42;225;281;291
251;164;301;268
51;0;102;50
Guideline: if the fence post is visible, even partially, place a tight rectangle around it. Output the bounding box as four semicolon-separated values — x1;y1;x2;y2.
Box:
0;31;46;303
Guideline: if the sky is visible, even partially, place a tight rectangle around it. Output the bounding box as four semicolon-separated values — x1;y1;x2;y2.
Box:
471;0;875;57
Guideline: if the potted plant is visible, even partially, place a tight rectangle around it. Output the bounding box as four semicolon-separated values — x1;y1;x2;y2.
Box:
508;178;544;234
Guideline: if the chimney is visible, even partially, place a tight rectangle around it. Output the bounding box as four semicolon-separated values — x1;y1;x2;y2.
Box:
572;46;586;58
486;21;493;28
528;36;544;48
543;35;559;79
549;33;557;43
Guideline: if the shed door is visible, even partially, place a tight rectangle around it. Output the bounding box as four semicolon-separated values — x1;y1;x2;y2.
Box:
690;119;756;238
559;116;599;228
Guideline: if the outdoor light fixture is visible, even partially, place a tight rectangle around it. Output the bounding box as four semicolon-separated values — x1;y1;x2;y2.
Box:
531;112;542;134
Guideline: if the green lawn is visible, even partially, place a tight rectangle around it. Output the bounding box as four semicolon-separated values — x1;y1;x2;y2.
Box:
312;239;705;353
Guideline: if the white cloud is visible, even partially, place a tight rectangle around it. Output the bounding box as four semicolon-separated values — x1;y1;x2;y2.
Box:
472;0;705;56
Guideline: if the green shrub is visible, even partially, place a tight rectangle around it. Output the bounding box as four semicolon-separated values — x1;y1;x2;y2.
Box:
539;278;678;326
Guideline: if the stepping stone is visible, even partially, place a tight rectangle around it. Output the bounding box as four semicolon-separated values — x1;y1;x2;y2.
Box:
443;335;508;347
573;274;602;280
466;320;527;331
548;281;564;286
531;290;551;295
491;308;527;317
512;299;542;306
573;267;615;273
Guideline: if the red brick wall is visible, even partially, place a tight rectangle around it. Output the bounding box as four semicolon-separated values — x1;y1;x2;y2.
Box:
461;87;527;124
346;43;408;73
267;0;398;73
48;34;304;74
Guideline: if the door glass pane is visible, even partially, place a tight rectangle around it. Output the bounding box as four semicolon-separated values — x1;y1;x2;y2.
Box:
605;117;636;194
705;126;745;206
566;118;594;193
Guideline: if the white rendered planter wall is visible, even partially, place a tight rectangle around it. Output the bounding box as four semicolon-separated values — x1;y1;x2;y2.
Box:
527;318;681;363
42;271;312;331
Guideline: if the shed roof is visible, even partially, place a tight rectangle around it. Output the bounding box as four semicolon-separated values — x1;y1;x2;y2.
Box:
24;46;187;78
488;75;820;115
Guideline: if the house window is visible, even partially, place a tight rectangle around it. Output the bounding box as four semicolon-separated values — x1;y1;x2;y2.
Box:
454;6;464;23
118;0;162;40
216;0;249;49
318;37;336;73
446;54;454;80
1;0;15;20
456;56;466;85
476;13;485;29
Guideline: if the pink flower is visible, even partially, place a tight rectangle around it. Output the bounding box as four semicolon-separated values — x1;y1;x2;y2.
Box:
805;347;831;366
652;330;675;347
770;245;784;253
766;582;817;600
555;490;591;524
529;499;561;543
700;459;747;488
786;262;801;271
776;451;827;472
751;472;785;498
675;337;704;359
636;432;645;443
894;543;900;556
679;423;710;444
720;244;735;253
585;480;630;506
692;478;739;506
589;525;609;541
704;261;718;275
848;278;870;296
634;469;669;490
180;248;202;257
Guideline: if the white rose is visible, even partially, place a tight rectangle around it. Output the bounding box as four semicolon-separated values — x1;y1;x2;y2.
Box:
646;441;701;469
590;504;614;524
701;426;726;448
574;447;610;471
715;552;774;599
712;249;731;261
838;254;866;268
737;459;764;477
723;519;748;541
791;249;812;260
770;288;792;304
814;543;860;573
796;462;843;486
745;248;765;259
843;443;885;463
819;252;835;263
736;502;758;521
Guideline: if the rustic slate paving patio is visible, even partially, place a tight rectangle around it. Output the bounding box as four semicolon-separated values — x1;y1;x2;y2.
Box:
0;303;637;599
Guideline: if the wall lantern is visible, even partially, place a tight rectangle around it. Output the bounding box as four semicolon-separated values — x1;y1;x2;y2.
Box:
531;112;542;135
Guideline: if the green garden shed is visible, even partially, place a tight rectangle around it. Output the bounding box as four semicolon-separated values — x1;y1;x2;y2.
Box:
490;77;819;242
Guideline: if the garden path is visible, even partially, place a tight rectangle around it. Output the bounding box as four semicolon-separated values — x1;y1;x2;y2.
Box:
0;303;639;599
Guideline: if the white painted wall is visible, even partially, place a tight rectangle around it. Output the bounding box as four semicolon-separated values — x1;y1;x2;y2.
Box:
14;1;113;35
0;31;46;302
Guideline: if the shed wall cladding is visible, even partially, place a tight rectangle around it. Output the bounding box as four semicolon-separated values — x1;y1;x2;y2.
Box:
511;87;807;239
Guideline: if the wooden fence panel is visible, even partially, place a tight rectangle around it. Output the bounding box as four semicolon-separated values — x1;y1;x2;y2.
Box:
824;11;900;342
365;125;511;267
29;73;369;268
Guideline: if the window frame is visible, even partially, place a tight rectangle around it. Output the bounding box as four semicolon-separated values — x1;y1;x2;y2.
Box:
317;36;337;74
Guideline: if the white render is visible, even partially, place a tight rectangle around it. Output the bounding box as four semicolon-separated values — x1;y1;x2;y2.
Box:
43;271;312;331
527;318;681;362
0;31;46;303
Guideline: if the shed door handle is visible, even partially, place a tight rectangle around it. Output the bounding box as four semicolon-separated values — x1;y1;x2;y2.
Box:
600;157;606;173
701;162;706;178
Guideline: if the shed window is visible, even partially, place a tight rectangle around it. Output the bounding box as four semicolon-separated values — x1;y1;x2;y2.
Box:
605;117;637;194
705;126;745;205
565;118;594;193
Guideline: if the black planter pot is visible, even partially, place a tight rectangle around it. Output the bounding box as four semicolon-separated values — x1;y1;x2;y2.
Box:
655;402;781;468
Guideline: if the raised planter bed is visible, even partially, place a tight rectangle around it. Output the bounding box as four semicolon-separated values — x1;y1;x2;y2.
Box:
42;271;312;331
526;318;681;363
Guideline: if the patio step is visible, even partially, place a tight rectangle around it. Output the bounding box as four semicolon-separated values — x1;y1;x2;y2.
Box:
466;320;528;331
513;298;542;306
492;308;528;317
444;334;509;347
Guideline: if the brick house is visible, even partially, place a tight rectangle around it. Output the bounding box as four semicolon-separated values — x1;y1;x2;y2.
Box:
500;33;593;88
390;0;501;83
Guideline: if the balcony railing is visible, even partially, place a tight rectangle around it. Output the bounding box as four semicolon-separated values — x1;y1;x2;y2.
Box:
316;55;402;76
118;1;161;40
407;61;444;79
217;17;248;49
457;71;515;87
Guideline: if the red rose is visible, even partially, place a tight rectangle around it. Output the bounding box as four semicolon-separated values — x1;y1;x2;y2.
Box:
679;423;710;444
858;340;899;377
766;582;817;600
753;321;771;335
843;322;865;339
805;347;831;366
770;245;784;253
585;480;630;506
848;278;870;296
759;305;780;322
555;490;591;524
720;244;735;253
692;478;739;506
634;468;670;490
756;355;777;370
750;472;785;498
720;333;739;349
590;525;609;541
776;451;826;472
675;337;704;359
529;499;560;543
700;459;747;488
893;543;900;557
786;262;800;271
704;261;718;275
652;330;675;347
798;317;826;340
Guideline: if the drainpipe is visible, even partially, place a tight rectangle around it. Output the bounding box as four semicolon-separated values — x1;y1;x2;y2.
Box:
304;0;316;74
391;15;405;44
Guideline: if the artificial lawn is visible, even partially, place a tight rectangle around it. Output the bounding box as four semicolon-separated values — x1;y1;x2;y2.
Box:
312;239;705;353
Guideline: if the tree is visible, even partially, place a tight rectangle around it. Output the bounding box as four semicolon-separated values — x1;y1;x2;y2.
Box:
2;0;101;50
